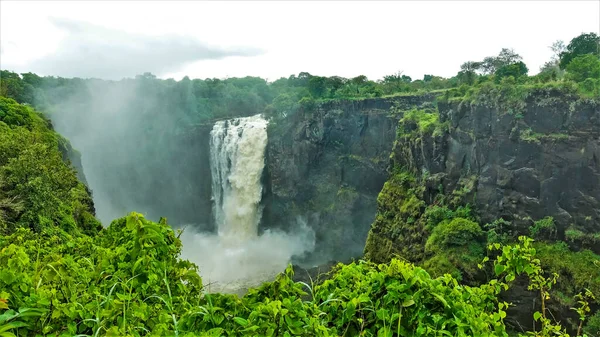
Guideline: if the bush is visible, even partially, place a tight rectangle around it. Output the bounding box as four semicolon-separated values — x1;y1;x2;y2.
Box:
425;217;484;253
495;61;528;83
423;254;463;280
584;311;600;337
565;54;600;83
529;216;556;240
578;77;600;97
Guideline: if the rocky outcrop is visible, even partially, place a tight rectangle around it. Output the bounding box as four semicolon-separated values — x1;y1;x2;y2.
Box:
366;88;600;259
439;89;600;244
363;87;600;334
262;96;435;265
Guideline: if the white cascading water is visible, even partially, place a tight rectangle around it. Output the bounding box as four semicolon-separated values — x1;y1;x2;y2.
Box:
209;115;268;241
180;114;315;294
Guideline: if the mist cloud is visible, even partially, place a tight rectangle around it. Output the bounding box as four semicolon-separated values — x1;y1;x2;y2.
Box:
24;17;263;79
179;217;316;294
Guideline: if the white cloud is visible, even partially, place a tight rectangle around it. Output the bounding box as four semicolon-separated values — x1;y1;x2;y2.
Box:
2;16;263;79
1;1;598;80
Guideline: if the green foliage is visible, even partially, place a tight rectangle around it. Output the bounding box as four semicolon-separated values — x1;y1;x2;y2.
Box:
0;97;36;128
423;204;472;232
485;219;514;244
364;166;484;284
400;109;447;136
0;71;35;105
559;32;600;70
495;62;529;83
424;218;485;281
0;97;100;235
533;242;600;300
528;217;557;241
422;254;462;280
314;259;508;337
298;96;316;111
0;218;521;337
425;218;483;253
0;212;203;336
565;226;600;248
363;170;428;263
578;78;600;97
520;129;570;144
583;311;600;337
488;237;569;337
481;48;524;75
565;54;600;83
572;290;596;337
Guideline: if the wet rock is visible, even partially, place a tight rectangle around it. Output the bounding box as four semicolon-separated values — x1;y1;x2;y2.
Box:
263;95;435;263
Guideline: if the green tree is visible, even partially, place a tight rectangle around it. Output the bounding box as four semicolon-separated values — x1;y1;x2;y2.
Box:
458;61;482;85
565;54;600;82
494;61;528;82
559;32;600;69
481;48;522;74
350;75;368;94
308;76;327;98
325;76;346;97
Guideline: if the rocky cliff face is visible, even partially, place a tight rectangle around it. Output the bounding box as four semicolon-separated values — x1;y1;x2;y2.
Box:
362;87;600;333
442;90;600;241
366;88;600;262
262;96;435;264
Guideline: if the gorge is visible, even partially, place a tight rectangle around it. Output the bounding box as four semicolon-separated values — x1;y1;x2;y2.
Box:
1;44;600;333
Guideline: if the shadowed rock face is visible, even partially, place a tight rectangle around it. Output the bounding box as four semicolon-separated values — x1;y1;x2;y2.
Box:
437;91;600;242
367;89;600;257
263;90;600;266
262;96;436;265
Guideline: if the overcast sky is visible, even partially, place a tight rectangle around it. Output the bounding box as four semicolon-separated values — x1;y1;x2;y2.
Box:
1;1;599;81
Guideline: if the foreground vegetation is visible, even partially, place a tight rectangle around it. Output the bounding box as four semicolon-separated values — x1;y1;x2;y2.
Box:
1;32;599;336
2;210;598;336
2;204;600;337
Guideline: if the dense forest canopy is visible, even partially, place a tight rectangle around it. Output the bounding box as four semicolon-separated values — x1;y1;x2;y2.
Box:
0;32;599;336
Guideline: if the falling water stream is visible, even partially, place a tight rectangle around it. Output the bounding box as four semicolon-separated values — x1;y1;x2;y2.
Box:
180;114;314;294
209;115;268;241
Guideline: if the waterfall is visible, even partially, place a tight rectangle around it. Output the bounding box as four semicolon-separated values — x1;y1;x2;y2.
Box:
179;113;313;294
209;114;268;241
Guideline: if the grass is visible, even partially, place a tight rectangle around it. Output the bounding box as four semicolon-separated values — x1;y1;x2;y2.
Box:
520;128;570;144
400;108;448;137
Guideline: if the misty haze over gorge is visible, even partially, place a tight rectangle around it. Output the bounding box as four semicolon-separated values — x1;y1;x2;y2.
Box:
1;1;600;336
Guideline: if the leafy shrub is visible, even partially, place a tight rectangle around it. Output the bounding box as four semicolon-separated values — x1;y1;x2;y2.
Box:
578;77;600;97
529;216;557;240
0;212;514;337
425;217;484;253
422;254;462;280
0;97;35;128
400;108;447;136
0;213;203;336
534;242;600;297
566;54;600;83
584;311;600;337
494;61;529;83
485;218;514;244
0;97;100;235
314;259;508;337
423;204;472;231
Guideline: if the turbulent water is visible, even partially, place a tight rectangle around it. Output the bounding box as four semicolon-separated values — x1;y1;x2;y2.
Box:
181;114;314;294
209;115;268;240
